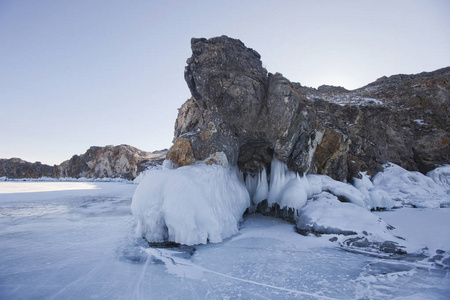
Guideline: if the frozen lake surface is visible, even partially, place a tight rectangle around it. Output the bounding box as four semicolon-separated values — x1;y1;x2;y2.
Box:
0;182;449;299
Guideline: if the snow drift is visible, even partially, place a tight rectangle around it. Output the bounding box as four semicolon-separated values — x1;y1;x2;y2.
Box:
131;163;250;245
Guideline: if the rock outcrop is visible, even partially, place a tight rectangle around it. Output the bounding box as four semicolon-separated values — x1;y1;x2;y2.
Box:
1;145;167;180
0;158;55;179
168;35;450;181
56;145;167;180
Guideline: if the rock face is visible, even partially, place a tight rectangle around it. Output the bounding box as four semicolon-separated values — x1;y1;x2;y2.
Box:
168;35;450;180
56;145;167;180
1;145;167;180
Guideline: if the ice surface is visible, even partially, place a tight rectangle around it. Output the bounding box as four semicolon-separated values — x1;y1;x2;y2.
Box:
1;176;133;182
131;164;250;245
374;207;450;255
1;182;449;299
372;163;449;208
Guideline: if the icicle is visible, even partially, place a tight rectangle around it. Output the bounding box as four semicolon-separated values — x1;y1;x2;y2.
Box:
253;167;269;205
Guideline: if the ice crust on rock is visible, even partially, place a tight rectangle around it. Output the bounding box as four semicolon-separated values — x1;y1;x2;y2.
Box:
297;192;398;242
372;163;449;208
353;172;397;210
427;164;450;191
132;157;449;247
246;158;394;212
131;163;250;245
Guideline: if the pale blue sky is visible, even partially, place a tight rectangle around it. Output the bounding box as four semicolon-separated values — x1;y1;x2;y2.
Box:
1;0;449;165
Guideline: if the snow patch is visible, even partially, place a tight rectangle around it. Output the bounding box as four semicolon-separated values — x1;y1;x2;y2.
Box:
322;94;383;106
413;119;427;126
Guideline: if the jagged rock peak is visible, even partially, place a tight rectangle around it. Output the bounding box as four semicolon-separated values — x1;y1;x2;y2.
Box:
167;36;450;180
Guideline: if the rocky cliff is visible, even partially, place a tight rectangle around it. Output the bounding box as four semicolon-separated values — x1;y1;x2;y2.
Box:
167;35;450;181
1;145;167;180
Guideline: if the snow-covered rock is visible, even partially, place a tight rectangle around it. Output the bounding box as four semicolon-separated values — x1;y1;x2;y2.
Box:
372;163;449;208
131;164;250;245
427;164;450;191
297;193;395;238
296;192;406;253
353;172;397;210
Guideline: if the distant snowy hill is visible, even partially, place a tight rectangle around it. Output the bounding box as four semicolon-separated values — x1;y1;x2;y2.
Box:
0;145;167;180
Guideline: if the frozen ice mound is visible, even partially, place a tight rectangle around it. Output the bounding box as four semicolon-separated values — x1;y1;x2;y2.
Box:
427;164;450;191
353;172;397;210
373;163;449;208
296;192;406;254
297;192;396;239
131;163;250;245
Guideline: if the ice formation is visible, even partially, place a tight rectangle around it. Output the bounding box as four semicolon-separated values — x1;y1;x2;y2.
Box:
267;158;309;210
131;163;250;245
297;192;399;242
244;167;269;206
132;157;449;246
245;158;395;213
353;172;397;210
372;163;449;208
263;158;386;211
427;164;450;190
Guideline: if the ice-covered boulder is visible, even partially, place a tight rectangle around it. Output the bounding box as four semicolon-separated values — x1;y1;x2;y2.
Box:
296;193;395;237
427;164;450;191
353;173;397;210
372;163;449;208
131;163;250;245
296;192;406;254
